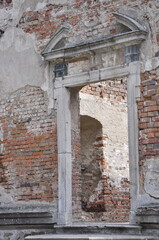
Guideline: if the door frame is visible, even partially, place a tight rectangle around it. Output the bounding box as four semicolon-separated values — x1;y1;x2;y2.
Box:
54;62;141;225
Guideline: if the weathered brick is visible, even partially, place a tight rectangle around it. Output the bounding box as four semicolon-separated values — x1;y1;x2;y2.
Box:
0;86;57;203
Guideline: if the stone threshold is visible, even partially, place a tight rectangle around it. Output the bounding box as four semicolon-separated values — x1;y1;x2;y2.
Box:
53;223;142;235
54;223;141;228
25;234;159;240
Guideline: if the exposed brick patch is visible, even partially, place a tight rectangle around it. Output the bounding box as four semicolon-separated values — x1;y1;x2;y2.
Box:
102;176;130;222
138;69;159;193
0;86;57;202
18;5;63;43
80;78;127;103
139;69;159;160
82;176;130;222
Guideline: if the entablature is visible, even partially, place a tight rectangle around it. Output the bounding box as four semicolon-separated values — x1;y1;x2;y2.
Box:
42;30;147;62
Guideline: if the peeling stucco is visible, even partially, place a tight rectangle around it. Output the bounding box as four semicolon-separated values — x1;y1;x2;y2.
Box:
0;27;46;98
0;187;14;204
144;158;159;199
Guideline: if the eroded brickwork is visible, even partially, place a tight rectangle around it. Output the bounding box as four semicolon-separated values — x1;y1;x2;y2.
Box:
80;78;127;101
0;86;57;203
139;68;159;196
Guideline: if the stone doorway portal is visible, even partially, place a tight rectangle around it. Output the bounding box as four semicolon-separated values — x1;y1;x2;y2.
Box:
41;13;147;225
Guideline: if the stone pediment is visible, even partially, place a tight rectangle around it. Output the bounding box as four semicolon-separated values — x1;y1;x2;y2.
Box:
42;13;147;61
41;25;70;55
113;12;147;32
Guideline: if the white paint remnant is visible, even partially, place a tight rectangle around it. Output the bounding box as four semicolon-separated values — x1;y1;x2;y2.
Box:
0;8;12;29
0;27;46;98
41;64;54;110
15;29;36;52
0;28;14;51
35;1;48;11
144;158;159;199
0;187;14;204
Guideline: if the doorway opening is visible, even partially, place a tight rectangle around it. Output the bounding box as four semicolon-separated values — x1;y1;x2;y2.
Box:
71;77;130;223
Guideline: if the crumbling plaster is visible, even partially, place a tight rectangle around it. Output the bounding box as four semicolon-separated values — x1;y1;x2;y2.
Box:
0;0;58;108
144;158;159;199
0;27;46;97
137;158;159;208
0;26;55;109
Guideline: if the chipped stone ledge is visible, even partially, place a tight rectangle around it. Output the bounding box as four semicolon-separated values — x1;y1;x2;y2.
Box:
0;203;57;228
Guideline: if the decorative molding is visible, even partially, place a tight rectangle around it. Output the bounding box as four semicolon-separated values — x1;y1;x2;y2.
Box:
41;12;148;62
113;12;148;32
42;31;147;61
54;62;141;225
41;25;70;55
54;65;129;88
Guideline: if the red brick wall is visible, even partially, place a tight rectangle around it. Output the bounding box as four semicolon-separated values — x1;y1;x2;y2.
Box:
138;68;159;192
0;86;57;202
102;176;130;222
80;78;127;101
